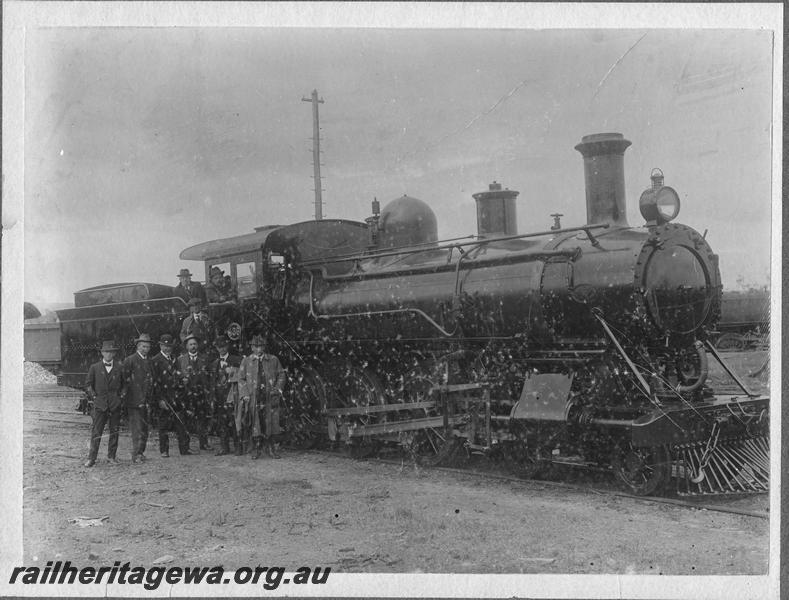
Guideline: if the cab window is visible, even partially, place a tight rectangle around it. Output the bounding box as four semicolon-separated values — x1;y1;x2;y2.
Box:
236;261;257;298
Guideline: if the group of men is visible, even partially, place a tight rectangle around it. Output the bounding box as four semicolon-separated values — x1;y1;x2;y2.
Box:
83;269;286;467
173;267;235;305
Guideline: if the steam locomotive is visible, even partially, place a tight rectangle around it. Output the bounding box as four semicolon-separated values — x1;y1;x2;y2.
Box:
40;132;769;497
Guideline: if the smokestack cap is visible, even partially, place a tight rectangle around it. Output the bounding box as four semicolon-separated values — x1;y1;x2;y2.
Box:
473;181;519;202
574;132;631;158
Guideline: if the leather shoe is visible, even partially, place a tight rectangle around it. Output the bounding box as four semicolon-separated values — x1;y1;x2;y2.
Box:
160;452;170;458
107;457;120;465
83;459;95;468
180;449;193;456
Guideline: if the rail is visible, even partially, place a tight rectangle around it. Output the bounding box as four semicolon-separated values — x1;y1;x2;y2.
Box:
299;223;610;267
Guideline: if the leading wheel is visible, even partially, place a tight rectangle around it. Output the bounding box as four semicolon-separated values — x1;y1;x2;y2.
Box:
610;443;670;496
404;430;464;467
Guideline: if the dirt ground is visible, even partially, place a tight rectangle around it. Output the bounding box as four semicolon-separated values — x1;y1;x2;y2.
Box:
23;351;771;575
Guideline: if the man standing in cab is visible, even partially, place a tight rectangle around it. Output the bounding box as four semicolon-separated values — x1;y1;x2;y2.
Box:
210;335;242;456
205;266;236;303
238;334;286;460
177;333;213;452
173;268;207;304
151;334;190;457
122;333;154;463
84;340;124;467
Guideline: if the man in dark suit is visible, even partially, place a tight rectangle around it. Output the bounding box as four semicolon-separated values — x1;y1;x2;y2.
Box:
172;268;207;304
84;341;124;467
121;333;154;463
205;266;236;303
209;335;242;456
151;334;190;457
179;297;214;351
177;334;212;452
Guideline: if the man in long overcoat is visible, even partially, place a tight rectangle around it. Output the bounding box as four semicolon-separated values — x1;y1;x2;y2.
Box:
121;333;154;463
84;340;124;467
238;334;286;459
177;334;212;452
209;335;242;456
151;334;190;457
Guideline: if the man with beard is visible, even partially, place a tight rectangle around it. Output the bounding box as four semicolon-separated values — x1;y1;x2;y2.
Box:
177;333;212;452
151;334;190;457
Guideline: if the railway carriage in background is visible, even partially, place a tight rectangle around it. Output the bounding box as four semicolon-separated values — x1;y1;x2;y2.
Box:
25;132;770;497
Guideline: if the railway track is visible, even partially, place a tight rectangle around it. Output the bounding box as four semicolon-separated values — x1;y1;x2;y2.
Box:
24;390;769;521
310;448;770;521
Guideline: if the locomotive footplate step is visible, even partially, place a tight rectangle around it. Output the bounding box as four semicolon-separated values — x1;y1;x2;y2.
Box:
325;400;437;418
432;383;488;393
340;415;463;439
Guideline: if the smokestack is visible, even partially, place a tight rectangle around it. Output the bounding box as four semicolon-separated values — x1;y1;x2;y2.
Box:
574;133;631;227
472;181;520;238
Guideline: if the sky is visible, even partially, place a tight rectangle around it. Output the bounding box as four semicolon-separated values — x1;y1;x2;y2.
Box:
23;23;775;305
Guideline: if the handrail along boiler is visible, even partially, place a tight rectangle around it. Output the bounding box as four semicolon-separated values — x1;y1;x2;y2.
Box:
45;132;768;497
227;132;767;497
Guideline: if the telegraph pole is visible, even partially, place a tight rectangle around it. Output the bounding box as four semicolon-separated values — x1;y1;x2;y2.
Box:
302;89;325;220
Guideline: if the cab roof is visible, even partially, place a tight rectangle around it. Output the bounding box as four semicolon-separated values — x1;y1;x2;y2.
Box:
179;225;281;261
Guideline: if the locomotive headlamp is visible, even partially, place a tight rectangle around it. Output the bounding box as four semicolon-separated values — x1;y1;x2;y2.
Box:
639;168;680;224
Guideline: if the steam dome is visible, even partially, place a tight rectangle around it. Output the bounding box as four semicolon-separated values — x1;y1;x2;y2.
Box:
379;195;438;249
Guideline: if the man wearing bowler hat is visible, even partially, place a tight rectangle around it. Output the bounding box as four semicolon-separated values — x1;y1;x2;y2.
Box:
151;334;190;457
209;335;242;456
238;334;286;459
177;333;213;452
84;341;124;467
173;268;207;304
122;333;154;463
180;297;214;351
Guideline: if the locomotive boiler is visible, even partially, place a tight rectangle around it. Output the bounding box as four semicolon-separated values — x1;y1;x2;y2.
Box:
238;132;768;497
46;131;767;497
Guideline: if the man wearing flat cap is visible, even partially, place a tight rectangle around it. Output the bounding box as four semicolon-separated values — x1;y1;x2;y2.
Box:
210;335;243;456
151;334;190;457
177;333;213;452
238;334;286;459
173;268;207;304
121;333;154;463
180;297;214;352
83;341;124;467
